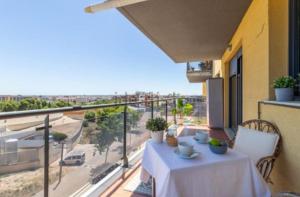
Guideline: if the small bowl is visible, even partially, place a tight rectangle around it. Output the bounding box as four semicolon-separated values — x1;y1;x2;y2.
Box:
209;143;228;154
195;131;208;141
178;142;193;156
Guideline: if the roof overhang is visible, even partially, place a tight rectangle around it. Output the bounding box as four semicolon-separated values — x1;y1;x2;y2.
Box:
86;0;253;63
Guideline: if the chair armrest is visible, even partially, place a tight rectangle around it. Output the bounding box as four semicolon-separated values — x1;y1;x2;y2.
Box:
256;155;277;184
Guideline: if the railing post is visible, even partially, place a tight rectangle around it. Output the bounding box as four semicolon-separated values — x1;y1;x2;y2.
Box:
173;97;177;124
151;100;154;120
123;104;128;168
44;115;49;197
165;100;168;122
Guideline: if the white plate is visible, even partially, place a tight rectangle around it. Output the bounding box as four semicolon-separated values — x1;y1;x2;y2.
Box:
193;136;209;144
174;148;199;159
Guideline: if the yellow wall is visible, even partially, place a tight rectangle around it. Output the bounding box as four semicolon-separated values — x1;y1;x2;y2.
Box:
221;0;270;126
216;0;298;193
218;0;289;126
269;0;289;98
261;104;300;193
201;83;207;96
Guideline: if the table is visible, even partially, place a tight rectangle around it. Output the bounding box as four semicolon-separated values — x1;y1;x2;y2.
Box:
141;136;271;197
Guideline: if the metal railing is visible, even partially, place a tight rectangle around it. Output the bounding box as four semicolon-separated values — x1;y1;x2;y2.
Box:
0;97;178;197
0;96;207;197
186;61;213;73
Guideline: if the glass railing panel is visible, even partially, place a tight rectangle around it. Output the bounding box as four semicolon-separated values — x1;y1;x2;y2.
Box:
0;114;48;197
0;98;181;197
47;108;124;196
186;99;207;126
126;104;151;158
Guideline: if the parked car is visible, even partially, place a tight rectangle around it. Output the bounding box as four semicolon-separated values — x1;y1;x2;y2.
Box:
60;151;85;165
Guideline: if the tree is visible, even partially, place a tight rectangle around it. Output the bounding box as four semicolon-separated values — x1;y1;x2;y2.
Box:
52;132;68;186
127;109;141;146
53;100;70;108
18;99;30;111
95;110;123;164
1;101;18;112
84;111;96;122
183;103;193;117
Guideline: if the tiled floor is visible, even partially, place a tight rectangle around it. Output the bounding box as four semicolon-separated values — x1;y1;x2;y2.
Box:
100;125;228;197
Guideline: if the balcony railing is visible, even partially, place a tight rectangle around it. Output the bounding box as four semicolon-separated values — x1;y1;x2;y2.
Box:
186;61;213;83
0;97;206;197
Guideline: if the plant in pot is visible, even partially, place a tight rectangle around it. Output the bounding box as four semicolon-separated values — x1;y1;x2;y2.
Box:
273;76;297;101
208;138;228;155
146;117;168;143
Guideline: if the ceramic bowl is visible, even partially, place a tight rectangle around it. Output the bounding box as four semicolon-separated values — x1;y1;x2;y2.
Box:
195;131;208;141
178;142;193;156
209;143;228;154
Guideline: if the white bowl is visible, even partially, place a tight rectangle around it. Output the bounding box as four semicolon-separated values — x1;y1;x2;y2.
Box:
195;131;208;141
178;142;193;156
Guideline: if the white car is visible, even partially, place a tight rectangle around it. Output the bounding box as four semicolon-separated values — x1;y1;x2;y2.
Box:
60;151;85;165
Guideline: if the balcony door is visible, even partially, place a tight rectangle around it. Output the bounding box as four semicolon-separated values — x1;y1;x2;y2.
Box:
229;50;243;131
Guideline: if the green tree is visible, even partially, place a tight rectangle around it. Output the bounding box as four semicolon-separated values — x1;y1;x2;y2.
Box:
18;99;30;111
95;109;123;164
1;101;18;112
52;132;68;186
53;100;70;108
52;132;68;142
183;103;193;116
84;111;96;122
127;109;141;146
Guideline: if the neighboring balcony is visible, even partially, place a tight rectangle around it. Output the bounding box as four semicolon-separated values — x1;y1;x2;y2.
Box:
186;61;213;83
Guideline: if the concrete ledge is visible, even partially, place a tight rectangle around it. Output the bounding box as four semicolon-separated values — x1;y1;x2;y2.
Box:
260;100;300;109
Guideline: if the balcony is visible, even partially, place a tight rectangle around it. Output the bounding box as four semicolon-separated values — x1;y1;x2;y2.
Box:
0;97;207;197
186;61;213;83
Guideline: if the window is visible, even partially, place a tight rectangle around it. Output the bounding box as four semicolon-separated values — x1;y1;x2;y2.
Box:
289;0;300;96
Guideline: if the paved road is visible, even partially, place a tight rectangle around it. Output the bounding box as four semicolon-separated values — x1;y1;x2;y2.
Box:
34;112;151;197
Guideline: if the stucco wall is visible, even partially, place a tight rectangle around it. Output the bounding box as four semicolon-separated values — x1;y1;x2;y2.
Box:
221;0;270;126
219;0;289;126
260;103;300;193
268;0;289;99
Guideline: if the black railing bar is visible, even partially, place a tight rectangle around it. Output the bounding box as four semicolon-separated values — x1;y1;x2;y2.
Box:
0;98;181;120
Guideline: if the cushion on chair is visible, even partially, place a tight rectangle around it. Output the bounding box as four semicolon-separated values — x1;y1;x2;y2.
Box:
233;126;280;164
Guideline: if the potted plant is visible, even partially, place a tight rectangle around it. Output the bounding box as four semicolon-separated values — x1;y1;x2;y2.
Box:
146;117;168;143
208;138;228;155
273;76;297;101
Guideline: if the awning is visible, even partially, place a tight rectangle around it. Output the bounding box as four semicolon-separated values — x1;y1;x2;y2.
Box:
85;0;253;63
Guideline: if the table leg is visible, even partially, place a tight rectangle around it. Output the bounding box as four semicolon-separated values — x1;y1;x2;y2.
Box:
152;177;156;197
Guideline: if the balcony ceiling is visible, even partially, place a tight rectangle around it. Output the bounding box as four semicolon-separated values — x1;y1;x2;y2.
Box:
118;0;252;63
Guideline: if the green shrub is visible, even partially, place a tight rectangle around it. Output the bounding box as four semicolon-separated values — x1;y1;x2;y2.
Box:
146;117;168;132
273;76;296;88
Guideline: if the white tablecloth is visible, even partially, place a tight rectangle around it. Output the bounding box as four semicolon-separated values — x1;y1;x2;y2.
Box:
141;136;271;197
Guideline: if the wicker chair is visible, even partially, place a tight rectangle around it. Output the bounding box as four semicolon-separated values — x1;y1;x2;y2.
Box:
231;119;282;183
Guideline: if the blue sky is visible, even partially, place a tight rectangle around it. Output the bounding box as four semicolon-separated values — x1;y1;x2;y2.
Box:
0;0;202;95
